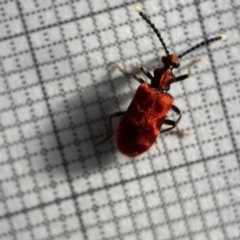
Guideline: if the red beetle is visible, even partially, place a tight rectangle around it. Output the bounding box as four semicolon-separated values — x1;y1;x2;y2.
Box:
99;5;225;157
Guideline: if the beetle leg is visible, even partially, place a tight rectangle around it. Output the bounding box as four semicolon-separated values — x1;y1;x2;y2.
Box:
171;105;182;124
134;63;154;81
114;61;145;84
161;119;177;133
175;74;188;82
139;66;154;81
161;119;187;136
161;105;188;136
134;62;141;73
154;139;161;154
175;58;201;82
188;58;201;75
95;111;125;145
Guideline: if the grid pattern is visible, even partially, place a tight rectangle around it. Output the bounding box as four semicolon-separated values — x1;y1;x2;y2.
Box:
0;0;240;240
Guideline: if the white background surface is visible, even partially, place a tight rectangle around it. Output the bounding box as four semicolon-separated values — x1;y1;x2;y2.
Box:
0;0;240;239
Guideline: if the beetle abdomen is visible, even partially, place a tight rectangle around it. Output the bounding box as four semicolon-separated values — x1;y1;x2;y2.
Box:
117;119;158;157
116;83;174;157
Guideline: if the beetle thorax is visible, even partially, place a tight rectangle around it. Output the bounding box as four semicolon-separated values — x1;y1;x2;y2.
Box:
152;67;175;91
151;54;179;91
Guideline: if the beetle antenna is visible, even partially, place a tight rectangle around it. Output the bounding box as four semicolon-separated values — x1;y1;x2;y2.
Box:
134;5;169;55
178;35;226;59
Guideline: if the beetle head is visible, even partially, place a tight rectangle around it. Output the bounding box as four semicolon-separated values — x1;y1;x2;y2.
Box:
162;54;180;68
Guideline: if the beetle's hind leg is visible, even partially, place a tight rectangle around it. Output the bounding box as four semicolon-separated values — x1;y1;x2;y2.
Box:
161;105;188;136
95;111;125;146
162;120;187;136
114;61;146;84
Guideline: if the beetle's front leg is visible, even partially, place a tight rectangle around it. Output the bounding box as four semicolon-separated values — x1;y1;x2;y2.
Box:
114;62;146;84
175;58;201;82
139;65;154;81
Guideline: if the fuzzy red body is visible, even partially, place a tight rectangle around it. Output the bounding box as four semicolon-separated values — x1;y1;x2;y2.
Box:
116;83;174;157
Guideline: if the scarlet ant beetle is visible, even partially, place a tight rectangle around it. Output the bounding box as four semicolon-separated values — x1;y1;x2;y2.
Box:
99;5;226;157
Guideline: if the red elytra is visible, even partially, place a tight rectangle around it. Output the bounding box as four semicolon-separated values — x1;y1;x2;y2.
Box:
117;83;174;157
100;5;226;157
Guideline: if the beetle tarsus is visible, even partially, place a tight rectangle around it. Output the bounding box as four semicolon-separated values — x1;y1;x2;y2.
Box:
154;140;161;154
176;126;188;137
134;62;141;72
188;58;201;75
114;61;145;84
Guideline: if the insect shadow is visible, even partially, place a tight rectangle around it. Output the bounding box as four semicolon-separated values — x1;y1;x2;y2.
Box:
41;62;139;176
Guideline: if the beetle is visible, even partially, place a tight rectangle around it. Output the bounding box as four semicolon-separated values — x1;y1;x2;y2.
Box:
99;5;226;157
